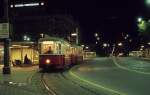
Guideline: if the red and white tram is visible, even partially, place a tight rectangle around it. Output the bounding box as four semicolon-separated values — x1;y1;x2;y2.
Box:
38;36;83;70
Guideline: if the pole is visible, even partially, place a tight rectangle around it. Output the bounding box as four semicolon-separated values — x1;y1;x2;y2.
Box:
111;44;115;56
76;27;79;45
3;0;11;74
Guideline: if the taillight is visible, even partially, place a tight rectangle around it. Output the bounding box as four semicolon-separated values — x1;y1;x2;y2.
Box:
45;59;51;64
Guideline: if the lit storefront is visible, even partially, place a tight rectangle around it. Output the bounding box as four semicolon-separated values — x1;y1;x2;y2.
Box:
0;42;39;66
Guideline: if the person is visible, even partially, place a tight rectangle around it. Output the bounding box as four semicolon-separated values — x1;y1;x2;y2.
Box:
45;46;53;54
24;54;31;64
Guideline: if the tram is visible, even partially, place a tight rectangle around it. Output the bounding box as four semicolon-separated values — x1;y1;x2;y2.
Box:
38;36;83;70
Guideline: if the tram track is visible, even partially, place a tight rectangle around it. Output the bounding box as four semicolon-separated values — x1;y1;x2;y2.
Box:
41;70;104;95
41;73;58;95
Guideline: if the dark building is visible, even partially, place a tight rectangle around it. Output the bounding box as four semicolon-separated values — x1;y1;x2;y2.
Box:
1;0;78;42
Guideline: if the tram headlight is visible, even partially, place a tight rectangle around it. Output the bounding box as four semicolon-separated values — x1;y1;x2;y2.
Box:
45;59;51;64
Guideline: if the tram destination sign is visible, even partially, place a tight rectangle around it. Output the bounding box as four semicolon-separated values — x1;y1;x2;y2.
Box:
0;23;9;38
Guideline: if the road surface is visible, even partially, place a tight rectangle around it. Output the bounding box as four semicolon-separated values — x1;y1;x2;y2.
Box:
70;57;150;95
0;57;150;95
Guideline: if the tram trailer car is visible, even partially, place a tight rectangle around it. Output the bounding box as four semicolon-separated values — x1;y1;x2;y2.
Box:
70;46;83;66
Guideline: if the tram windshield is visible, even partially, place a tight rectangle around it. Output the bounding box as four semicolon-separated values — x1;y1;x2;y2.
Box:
40;41;61;55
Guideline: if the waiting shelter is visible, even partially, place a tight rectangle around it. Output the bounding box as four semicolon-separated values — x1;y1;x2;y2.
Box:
0;41;39;66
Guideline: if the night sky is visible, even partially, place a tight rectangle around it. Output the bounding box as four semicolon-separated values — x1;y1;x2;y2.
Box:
47;0;149;45
45;0;148;47
0;0;149;48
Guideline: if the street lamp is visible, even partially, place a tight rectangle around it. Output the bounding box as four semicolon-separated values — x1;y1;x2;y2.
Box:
103;43;108;47
41;2;44;5
81;45;85;47
118;42;123;46
71;33;77;36
85;46;89;49
137;17;143;23
71;27;79;45
129;39;132;42
141;45;144;48
146;0;150;5
23;35;27;40
23;35;30;41
27;37;30;41
96;41;98;44
10;5;13;8
97;37;100;41
95;33;98;37
71;32;78;45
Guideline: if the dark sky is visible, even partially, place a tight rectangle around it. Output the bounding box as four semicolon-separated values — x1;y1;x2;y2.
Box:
0;0;149;45
45;0;146;43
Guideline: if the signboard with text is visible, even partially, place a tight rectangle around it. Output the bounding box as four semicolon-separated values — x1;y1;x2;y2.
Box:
0;23;9;38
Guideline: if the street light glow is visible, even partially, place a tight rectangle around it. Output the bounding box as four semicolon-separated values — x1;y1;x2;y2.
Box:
126;34;129;37
95;33;98;37
23;35;30;41
118;42;123;46
81;45;85;47
96;41;98;44
124;37;127;39
138;17;142;22
140;48;143;51
24;35;27;40
146;0;150;5
97;37;100;40
85;46;89;49
41;2;44;5
129;39;132;42
10;5;13;8
141;45;144;48
103;43;108;47
71;33;77;36
27;37;30;41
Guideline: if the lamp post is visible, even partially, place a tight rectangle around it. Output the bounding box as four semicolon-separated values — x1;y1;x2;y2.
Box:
71;27;79;45
3;0;11;74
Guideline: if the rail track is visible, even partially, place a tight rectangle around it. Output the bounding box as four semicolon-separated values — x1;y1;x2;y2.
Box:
40;70;103;95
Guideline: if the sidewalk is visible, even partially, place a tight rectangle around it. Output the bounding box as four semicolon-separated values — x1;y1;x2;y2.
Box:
142;57;150;61
0;65;40;95
0;65;38;84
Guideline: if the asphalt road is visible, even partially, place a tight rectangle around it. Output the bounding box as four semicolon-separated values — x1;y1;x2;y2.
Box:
70;57;150;95
0;57;150;95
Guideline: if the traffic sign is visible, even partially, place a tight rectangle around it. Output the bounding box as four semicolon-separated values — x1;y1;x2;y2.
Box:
0;23;9;38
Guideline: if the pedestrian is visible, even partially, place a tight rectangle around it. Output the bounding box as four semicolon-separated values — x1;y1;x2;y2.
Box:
24;54;31;64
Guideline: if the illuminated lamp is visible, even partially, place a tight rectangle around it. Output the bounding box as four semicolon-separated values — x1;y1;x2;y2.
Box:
45;59;51;64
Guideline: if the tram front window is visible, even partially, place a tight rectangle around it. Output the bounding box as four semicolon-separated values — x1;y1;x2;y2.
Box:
44;46;53;54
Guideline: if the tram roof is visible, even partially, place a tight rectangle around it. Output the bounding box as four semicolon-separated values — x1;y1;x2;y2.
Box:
39;36;70;45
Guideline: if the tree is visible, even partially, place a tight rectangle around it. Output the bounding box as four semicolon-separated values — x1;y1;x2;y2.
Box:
47;15;76;40
137;18;150;42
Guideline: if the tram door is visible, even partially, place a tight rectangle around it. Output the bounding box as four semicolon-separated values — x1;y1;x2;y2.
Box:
58;44;61;54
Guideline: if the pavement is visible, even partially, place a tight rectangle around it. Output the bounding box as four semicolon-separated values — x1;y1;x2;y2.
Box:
0;65;37;83
115;57;150;74
0;65;47;95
